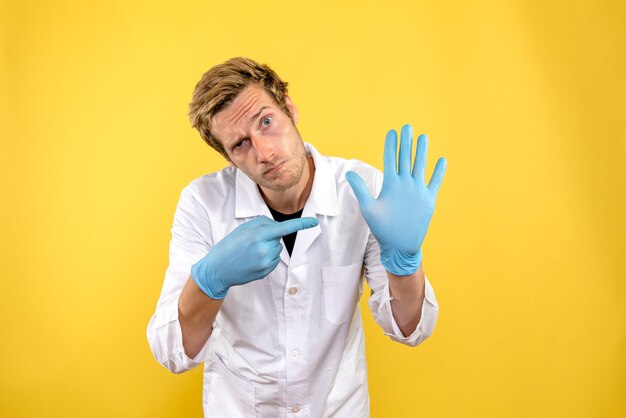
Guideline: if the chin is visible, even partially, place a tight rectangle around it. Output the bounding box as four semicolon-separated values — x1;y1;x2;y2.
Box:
262;172;302;192
263;180;297;192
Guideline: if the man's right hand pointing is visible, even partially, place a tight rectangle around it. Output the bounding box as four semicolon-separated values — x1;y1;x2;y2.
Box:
191;215;319;299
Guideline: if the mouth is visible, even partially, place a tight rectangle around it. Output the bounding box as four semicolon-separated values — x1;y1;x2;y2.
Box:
264;161;285;176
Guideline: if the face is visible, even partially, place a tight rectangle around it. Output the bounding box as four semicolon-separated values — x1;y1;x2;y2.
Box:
211;84;307;192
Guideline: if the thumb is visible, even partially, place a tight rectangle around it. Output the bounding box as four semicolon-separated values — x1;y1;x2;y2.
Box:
346;171;374;211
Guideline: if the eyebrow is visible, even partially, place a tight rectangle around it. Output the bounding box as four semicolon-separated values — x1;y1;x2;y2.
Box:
250;105;271;123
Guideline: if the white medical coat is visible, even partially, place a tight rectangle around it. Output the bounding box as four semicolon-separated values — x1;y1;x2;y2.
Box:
147;142;439;417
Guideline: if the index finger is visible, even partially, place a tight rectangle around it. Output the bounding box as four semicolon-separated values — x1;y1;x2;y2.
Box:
260;217;319;240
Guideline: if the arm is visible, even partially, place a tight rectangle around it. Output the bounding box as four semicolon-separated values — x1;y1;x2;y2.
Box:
363;227;439;347
348;124;446;342
147;187;319;372
178;277;224;358
179;215;319;358
146;187;216;373
387;264;425;337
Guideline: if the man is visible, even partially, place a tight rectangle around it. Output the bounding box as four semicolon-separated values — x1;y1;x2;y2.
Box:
147;57;447;417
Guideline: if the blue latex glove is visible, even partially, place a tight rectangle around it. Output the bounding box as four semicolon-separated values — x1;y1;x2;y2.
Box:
191;215;319;299
346;124;446;276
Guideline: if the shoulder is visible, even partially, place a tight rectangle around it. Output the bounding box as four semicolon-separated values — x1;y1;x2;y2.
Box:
183;166;235;194
321;154;383;195
177;166;237;210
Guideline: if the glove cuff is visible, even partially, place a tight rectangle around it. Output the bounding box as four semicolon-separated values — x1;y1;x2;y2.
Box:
380;247;422;276
191;260;228;300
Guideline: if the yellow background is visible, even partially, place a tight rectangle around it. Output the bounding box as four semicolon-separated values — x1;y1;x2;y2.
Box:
1;0;625;417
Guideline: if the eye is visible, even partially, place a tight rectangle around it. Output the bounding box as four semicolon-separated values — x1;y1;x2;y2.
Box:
261;116;272;127
233;138;249;150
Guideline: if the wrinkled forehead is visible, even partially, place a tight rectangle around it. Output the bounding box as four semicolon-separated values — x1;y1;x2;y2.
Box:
211;84;275;136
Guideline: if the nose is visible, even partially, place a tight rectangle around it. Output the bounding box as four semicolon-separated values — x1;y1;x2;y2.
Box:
251;135;276;163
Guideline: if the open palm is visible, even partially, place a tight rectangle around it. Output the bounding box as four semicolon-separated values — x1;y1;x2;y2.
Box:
346;124;446;275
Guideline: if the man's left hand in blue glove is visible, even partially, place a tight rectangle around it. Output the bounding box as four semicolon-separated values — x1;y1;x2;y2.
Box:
346;124;446;336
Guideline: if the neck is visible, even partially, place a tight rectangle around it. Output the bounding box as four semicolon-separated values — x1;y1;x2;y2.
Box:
260;156;315;214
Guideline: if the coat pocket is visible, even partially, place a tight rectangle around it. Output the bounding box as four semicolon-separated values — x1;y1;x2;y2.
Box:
205;352;257;417
322;262;363;325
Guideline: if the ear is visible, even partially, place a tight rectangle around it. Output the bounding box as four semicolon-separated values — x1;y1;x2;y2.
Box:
285;94;299;124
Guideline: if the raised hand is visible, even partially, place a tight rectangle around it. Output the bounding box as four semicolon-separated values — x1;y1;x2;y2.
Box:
191;215;319;299
346;124;446;276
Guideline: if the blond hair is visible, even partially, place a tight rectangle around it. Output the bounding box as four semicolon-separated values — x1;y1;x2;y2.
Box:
188;57;292;155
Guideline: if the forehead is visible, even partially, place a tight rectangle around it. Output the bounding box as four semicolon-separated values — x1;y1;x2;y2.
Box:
211;84;275;136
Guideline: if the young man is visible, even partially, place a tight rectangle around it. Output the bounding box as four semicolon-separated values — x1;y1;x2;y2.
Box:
147;57;447;417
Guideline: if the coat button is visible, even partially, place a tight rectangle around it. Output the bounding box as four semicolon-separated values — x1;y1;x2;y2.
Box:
288;287;298;295
291;406;300;413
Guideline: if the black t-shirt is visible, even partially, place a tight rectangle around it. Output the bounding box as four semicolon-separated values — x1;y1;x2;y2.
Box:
266;206;303;257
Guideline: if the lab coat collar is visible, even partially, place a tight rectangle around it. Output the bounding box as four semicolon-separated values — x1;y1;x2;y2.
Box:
234;142;339;219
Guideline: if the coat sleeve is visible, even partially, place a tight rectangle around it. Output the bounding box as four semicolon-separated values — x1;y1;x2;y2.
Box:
363;169;439;347
146;186;218;373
